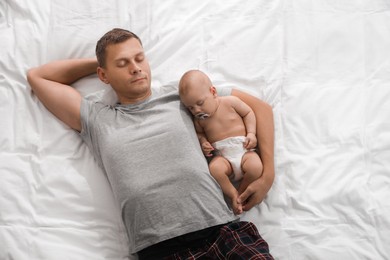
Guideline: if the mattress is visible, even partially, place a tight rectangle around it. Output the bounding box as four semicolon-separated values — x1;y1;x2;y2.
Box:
1;0;390;259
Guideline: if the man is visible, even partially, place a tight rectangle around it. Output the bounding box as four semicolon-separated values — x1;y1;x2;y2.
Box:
27;28;274;259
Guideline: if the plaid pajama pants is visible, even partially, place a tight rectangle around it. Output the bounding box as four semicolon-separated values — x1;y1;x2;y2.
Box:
138;221;273;260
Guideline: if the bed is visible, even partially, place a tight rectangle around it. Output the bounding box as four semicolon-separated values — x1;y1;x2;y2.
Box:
1;0;390;259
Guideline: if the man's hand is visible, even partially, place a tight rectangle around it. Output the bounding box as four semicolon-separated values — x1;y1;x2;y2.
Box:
237;175;269;211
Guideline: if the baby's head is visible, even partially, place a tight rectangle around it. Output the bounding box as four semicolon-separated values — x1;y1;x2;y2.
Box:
179;70;218;120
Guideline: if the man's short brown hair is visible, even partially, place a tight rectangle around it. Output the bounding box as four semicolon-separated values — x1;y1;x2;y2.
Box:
95;28;142;68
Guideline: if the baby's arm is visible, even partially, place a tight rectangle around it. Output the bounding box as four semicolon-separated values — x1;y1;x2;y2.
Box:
194;120;214;156
229;96;257;149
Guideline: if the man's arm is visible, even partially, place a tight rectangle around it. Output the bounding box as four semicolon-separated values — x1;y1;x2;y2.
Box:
231;89;275;211
27;59;98;132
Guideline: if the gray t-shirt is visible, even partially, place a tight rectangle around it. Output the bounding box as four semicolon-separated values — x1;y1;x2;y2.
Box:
80;87;236;253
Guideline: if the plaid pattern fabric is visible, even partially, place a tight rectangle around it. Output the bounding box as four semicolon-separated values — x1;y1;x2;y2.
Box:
161;221;273;260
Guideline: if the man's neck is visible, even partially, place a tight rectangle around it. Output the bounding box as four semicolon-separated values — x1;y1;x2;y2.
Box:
118;90;152;105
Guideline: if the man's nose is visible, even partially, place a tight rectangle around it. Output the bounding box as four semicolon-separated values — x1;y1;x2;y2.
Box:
129;63;141;74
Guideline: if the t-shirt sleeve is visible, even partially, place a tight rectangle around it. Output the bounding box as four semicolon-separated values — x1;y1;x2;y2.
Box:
79;98;106;162
215;86;232;96
79;98;94;148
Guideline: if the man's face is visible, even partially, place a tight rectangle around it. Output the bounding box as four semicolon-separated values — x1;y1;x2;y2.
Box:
99;38;152;104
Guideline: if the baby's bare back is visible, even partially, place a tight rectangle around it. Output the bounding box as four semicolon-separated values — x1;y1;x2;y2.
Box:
199;96;247;144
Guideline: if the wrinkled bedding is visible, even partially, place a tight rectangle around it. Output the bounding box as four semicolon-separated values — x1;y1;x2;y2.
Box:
1;0;390;259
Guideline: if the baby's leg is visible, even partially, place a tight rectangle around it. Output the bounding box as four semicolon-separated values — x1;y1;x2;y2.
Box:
238;151;263;195
209;156;242;215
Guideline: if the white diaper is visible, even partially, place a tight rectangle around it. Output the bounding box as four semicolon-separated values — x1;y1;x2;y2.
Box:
212;136;249;181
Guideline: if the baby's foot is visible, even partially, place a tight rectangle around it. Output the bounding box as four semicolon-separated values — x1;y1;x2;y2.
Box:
232;195;243;215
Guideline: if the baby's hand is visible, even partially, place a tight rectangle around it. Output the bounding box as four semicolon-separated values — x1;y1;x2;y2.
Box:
244;133;257;149
201;142;214;157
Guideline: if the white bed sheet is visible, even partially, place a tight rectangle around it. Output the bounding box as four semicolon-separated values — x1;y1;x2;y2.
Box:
1;0;390;259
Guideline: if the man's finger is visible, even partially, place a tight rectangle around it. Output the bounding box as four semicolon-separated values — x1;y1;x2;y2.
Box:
242;198;256;211
237;189;250;204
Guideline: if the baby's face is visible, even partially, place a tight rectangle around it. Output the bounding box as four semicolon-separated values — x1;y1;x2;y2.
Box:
181;86;218;120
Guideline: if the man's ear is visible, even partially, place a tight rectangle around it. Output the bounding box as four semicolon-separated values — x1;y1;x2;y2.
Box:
97;67;109;84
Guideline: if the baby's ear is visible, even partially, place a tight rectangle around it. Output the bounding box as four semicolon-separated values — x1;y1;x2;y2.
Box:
210;86;217;96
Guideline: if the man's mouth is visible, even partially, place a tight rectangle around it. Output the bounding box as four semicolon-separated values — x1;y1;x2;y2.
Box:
131;77;146;83
195;113;210;120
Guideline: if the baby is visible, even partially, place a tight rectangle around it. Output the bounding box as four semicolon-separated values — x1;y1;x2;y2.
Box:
179;70;263;214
